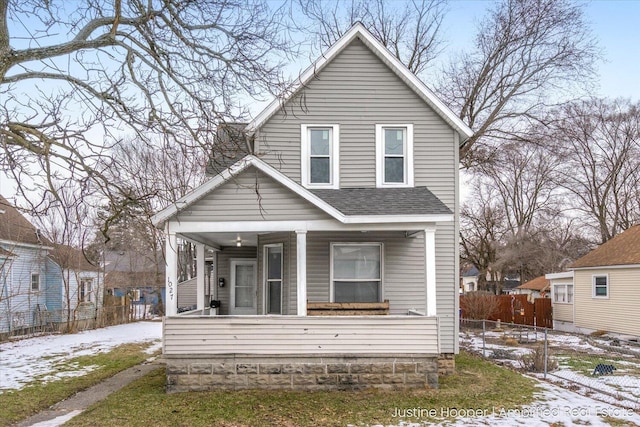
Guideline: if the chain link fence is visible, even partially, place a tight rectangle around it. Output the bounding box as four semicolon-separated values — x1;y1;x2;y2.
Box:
460;319;640;410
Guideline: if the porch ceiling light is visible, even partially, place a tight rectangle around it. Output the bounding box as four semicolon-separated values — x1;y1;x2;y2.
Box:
236;236;242;247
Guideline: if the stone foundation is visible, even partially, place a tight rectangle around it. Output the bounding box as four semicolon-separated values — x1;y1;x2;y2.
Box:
165;354;440;392
438;353;455;376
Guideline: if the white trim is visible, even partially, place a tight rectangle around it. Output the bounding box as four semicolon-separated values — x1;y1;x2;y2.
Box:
152;154;453;227
230;259;258;315
0;239;54;251
571;264;640;271
545;271;574;280
553;283;574;304
301;124;340;189
592;274;609;299
245;23;473;142
296;231;307;316
263;243;284;315
30;272;41;293
165;229;178;316
375;124;414;188
167;220;448;234
329;242;384;303
196;244;206;310
424;228;437;316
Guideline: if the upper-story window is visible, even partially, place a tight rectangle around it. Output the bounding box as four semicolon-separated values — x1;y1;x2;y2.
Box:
375;124;414;187
31;273;40;292
301;124;340;189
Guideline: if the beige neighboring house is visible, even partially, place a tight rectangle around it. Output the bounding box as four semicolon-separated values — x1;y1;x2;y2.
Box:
514;275;550;300
153;23;473;392
549;224;640;337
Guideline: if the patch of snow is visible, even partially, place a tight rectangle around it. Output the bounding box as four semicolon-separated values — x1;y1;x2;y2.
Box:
29;410;83;427
0;321;162;392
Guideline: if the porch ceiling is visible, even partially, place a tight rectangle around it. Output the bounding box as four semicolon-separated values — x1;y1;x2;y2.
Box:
180;232;258;249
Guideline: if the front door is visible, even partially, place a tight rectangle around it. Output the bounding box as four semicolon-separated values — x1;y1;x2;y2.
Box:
230;259;257;315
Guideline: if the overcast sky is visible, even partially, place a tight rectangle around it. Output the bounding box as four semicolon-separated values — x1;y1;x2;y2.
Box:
440;0;640;101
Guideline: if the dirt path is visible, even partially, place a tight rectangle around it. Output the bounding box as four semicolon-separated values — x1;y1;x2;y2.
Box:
16;360;161;427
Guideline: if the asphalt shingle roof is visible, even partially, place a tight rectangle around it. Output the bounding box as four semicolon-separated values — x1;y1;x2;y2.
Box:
571;224;640;268
311;187;452;216
0;195;52;246
516;275;550;292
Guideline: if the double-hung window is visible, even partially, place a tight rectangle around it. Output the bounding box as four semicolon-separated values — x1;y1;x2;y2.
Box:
301;124;339;188
80;279;93;302
264;244;283;314
553;284;573;303
593;275;608;298
31;273;40;292
331;243;382;303
376;124;414;187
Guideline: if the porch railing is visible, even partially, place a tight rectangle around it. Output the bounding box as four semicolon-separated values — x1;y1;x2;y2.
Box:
163;315;439;356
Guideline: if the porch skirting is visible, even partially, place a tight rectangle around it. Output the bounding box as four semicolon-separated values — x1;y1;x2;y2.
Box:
165;353;440;392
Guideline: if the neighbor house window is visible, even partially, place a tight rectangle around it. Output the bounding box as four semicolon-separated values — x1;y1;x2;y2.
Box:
264;244;283;314
553;284;574;303
80;279;93;302
301;124;339;188
593;275;608;298
31;273;40;292
376;124;414;187
331;243;382;303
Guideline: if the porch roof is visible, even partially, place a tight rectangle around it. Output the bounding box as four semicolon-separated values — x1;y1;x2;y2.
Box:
311;187;452;216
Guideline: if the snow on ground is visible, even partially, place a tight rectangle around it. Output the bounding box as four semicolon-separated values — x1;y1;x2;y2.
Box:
370;381;640;427
0;321;162;392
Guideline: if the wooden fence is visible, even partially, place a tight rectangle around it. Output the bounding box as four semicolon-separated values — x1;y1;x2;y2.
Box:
461;294;553;329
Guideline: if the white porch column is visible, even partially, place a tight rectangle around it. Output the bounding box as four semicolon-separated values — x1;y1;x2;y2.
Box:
425;227;437;317
165;227;178;317
296;230;307;316
196;243;206;310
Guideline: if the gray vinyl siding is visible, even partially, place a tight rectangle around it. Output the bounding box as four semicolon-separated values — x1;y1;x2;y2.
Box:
215;246;257;315
304;231;426;315
257;233;292;315
258;38;455;206
175;167;330;223
436;222;456;353
163;315;439;355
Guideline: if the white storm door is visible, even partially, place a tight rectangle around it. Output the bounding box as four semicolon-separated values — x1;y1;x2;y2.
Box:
230;260;257;315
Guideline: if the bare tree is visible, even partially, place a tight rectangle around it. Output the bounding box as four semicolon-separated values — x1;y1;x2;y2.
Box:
460;183;506;293
439;0;599;165
1;0;292;223
297;0;446;76
549;98;640;243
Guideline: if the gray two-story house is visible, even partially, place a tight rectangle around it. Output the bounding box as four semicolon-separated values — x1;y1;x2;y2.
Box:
153;23;473;392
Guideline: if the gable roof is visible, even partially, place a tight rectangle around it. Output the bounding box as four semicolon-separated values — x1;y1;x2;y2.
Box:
152;155;453;226
0;195;52;247
571;225;640;268
246;23;473;143
516;276;550;292
311;187;452;216
49;244;99;272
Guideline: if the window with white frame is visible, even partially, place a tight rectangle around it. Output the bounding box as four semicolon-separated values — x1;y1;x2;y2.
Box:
31;273;40;292
331;243;382;303
80;279;93;302
376;124;414;187
553;284;574;303
301;124;339;188
264;244;283;314
593;275;608;298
